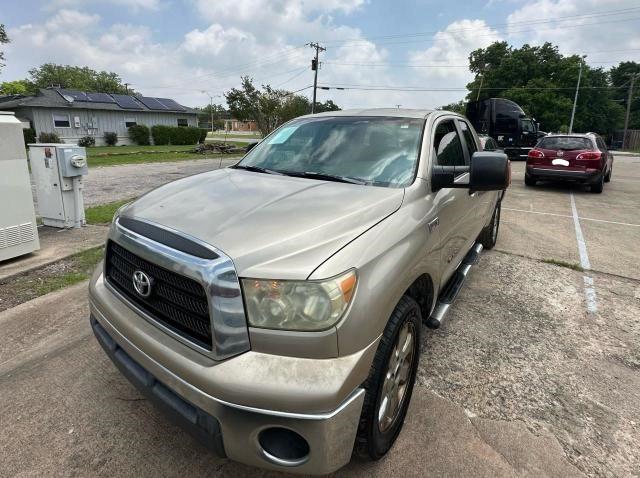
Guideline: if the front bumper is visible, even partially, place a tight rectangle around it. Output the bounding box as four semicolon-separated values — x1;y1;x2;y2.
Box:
89;270;372;474
526;165;602;183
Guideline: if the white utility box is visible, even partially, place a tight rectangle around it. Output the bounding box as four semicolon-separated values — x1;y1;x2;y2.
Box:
29;144;88;228
0;111;40;261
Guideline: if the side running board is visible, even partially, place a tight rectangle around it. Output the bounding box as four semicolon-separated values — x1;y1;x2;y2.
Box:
424;243;483;329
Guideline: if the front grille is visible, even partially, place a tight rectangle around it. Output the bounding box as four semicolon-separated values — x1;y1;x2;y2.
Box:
105;241;212;349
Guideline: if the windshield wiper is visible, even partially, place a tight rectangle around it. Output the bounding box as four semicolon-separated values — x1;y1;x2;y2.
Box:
282;171;367;185
232;164;283;175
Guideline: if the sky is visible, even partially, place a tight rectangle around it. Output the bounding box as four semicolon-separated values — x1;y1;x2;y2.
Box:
2;0;640;109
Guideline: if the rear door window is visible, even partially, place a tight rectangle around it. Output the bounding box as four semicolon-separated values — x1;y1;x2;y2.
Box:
537;137;593;150
433;120;466;167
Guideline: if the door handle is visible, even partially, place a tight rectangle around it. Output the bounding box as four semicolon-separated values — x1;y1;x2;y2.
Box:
428;217;439;232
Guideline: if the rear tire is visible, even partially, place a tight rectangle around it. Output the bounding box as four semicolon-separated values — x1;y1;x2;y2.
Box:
591;174;604;193
524;174;536;187
355;296;421;460
478;200;501;250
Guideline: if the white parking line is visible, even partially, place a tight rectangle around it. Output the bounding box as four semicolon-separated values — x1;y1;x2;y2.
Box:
502;207;640;228
570;194;597;314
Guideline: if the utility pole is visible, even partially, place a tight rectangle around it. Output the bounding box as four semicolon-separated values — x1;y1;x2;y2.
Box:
124;83;130;94
309;42;326;114
202;91;216;133
622;73;638;150
476;73;484;102
569;60;583;134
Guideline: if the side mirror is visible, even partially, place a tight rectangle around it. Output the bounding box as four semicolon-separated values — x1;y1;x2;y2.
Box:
431;152;510;192
245;142;258;153
469;151;510;192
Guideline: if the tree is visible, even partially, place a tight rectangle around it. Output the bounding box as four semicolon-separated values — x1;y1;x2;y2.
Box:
225;77;341;136
465;42;624;134
610;61;640;130
0;79;30;95
0;24;9;74
195;103;226;129
437;100;466;114
25;63;131;94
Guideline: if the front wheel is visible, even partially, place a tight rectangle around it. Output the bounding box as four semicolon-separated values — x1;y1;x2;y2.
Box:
605;166;612;183
478;200;501;250
355;296;421;460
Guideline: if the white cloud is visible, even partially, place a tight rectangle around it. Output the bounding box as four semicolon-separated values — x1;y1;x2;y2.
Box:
47;0;163;11
505;0;640;65
45;9;100;31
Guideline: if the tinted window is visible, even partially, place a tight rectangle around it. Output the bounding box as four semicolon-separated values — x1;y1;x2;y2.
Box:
240;116;424;187
538;136;593;151
522;119;536;133
433;120;466;167
596;137;606;151
458;121;477;159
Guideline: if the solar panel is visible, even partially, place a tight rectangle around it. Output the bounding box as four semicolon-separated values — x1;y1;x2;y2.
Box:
86;92;116;103
58;89;89;102
111;94;144;110
137;96;169;110
156;98;186;111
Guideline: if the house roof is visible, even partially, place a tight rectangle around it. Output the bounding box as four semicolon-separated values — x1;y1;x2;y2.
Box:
0;88;196;114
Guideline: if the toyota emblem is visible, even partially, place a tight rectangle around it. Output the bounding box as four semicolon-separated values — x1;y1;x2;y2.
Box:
133;270;153;298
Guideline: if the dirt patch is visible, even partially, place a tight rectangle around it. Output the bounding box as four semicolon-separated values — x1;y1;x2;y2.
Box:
0;247;103;313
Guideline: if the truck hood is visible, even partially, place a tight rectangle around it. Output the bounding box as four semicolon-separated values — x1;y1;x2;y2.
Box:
122;168;404;279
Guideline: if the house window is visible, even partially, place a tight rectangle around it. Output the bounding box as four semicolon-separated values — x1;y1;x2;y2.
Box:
177;118;188;127
53;114;71;128
125;117;137;128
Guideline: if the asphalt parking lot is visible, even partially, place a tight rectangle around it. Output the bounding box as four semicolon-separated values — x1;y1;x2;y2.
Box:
1;155;639;477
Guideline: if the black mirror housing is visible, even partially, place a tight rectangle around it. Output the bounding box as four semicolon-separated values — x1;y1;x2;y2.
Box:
245;142;258;153
469;151;510;192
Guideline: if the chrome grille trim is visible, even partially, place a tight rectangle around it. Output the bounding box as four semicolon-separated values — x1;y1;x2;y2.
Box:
105;216;250;361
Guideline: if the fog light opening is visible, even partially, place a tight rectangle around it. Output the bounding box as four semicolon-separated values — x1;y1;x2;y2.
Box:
258;427;310;467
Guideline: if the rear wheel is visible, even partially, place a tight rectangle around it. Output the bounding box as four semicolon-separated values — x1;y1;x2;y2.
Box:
591;174;604;193
355;296;421;460
478;200;501;250
524;174;536;187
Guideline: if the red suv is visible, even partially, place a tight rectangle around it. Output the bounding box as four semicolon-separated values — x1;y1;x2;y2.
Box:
525;133;613;193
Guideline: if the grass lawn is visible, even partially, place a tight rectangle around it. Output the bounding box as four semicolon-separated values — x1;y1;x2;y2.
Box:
85;143;245;167
85;198;135;224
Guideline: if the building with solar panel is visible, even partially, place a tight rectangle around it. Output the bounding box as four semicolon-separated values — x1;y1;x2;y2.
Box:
0;88;198;145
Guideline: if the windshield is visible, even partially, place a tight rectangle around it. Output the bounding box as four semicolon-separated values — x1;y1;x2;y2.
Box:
522;119;536;133
237;116;425;187
538;136;593;150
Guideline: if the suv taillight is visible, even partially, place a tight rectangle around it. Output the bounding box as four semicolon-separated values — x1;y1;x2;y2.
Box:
528;149;544;159
576;151;602;160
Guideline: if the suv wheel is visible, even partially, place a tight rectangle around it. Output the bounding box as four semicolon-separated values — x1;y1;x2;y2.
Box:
591;174;604;193
605;166;612;183
478;200;501;250
355;295;421;460
524;174;536;186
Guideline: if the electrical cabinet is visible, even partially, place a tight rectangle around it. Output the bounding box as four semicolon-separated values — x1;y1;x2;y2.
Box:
29;144;88;228
0;111;40;261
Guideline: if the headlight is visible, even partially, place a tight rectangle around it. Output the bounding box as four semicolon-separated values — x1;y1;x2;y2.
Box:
242;270;357;331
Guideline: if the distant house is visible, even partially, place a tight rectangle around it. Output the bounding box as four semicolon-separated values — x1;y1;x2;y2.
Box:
0;88;198;145
224;119;258;132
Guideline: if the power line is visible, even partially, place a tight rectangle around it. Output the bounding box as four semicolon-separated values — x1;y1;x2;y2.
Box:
321;6;640;45
318;84;631;92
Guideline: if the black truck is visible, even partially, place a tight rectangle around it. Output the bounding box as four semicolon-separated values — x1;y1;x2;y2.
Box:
466;98;544;160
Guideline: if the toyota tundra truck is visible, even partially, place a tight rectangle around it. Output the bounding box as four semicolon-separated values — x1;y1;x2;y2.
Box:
89;109;509;474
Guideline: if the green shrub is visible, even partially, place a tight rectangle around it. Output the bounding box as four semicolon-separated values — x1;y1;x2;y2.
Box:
128;124;150;145
23;128;36;145
78;136;96;147
151;125;172;145
199;128;209;143
151;125;201;145
104;131;118;146
38;132;62;143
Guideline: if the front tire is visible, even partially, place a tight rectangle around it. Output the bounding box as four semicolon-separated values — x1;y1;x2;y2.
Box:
605;166;612;183
478;200;501;250
355;296;421;460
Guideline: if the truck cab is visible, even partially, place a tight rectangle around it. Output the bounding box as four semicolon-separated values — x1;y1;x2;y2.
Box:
466;98;543;160
89;109;509;475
